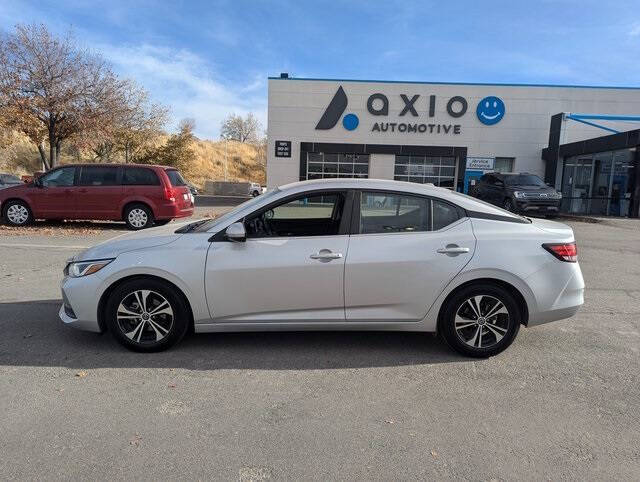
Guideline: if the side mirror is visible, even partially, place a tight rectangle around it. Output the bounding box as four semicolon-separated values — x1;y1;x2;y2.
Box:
34;178;43;188
225;222;246;242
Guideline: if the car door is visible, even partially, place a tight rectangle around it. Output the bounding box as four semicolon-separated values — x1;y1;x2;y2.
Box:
76;166;123;219
29;166;77;218
204;190;352;322
344;191;476;322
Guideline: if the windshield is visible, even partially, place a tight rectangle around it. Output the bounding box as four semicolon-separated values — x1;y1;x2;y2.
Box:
183;188;281;233
504;174;546;187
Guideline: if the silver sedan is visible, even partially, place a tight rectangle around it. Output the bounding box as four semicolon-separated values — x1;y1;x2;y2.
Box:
59;179;584;357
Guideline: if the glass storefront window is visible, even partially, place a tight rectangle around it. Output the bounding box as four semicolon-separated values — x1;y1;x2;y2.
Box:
393;155;457;188
561;148;636;216
306;152;369;180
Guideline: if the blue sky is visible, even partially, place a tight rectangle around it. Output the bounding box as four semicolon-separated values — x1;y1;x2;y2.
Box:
2;0;640;138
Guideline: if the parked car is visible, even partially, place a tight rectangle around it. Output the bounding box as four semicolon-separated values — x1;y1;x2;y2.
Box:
470;172;562;216
0;173;23;190
59;178;584;357
0;164;194;230
187;184;199;196
249;182;262;197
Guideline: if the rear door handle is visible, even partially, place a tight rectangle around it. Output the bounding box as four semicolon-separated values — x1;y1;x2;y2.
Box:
437;245;470;255
310;250;343;261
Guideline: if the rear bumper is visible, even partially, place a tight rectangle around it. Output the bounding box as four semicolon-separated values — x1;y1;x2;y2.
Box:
526;261;585;326
155;202;194;220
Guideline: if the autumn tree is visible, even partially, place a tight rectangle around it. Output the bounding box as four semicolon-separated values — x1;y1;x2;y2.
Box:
92;85;168;163
0;24;133;169
139;118;195;173
220;112;261;143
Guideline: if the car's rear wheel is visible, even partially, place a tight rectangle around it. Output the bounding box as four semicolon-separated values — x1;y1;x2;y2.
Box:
3;200;33;226
105;278;190;352
439;284;521;358
251;190;260;197
124;204;154;230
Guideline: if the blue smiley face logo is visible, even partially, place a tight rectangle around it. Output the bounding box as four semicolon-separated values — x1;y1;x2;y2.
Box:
476;96;505;125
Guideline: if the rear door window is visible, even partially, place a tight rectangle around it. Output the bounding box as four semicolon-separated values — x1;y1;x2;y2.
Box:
166;170;187;186
78;166;118;186
122;168;160;186
360;192;430;234
432;200;461;230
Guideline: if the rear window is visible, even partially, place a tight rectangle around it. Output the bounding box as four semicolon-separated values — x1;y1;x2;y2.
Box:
122;168;160;186
78;166;118;186
166;169;187;187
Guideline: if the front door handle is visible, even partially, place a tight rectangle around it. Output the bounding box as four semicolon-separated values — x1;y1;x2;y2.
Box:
310;249;343;261
437;244;470;255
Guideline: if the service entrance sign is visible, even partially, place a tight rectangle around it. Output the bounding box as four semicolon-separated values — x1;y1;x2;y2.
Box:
466;157;495;170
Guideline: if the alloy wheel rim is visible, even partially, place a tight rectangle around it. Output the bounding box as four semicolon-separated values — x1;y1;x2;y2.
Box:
116;290;174;344
7;205;29;224
454;295;510;349
128;208;148;228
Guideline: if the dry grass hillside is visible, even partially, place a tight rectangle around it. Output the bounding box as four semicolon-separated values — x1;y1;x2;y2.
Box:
0;131;265;188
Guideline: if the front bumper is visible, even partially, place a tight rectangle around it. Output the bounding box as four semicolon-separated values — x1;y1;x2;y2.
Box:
59;276;102;332
515;199;561;213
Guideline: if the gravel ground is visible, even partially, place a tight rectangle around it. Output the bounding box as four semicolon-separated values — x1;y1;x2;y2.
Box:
0;213;639;480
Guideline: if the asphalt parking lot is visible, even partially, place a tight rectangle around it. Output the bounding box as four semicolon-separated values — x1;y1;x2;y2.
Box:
1;209;639;480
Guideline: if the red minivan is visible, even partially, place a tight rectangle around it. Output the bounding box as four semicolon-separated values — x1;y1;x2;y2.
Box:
0;164;194;230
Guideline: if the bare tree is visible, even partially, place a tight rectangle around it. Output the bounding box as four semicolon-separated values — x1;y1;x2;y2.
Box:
220;112;261;143
0;24;132;169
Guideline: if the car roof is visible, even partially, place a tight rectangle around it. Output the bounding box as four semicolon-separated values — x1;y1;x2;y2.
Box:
54;163;173;170
278;178;521;219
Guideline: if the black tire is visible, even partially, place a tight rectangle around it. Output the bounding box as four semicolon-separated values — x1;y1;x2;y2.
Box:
154;219;171;226
105;278;190;352
2;200;33;226
438;283;521;358
251;190;260;197
124;203;154;230
503;198;515;212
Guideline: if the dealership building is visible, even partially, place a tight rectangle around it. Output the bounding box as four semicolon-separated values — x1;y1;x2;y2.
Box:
266;74;640;217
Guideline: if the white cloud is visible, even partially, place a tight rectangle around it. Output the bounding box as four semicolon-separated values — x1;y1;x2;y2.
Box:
98;43;267;139
629;22;640;37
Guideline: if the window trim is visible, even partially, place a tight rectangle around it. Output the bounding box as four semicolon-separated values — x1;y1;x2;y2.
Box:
351;189;466;235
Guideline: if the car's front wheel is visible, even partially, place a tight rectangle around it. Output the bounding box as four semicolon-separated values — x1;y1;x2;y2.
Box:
439;284;521;358
3;200;33;226
105;278;190;352
503;199;515;212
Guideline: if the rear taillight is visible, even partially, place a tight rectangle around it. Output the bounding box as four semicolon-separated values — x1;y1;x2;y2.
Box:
542;242;577;262
163;185;175;202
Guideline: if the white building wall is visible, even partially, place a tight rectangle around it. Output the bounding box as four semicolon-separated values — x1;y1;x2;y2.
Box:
267;78;640;188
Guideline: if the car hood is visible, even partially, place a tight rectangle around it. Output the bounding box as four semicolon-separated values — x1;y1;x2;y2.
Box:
73;221;192;261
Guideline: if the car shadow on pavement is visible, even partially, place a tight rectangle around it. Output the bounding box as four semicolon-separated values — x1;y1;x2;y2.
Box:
0;300;465;369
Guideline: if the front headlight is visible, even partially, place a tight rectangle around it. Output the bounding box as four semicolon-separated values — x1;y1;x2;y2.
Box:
65;259;114;278
513;191;526;199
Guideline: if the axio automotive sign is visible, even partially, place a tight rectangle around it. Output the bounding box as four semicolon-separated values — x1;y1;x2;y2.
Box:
315;85;506;134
